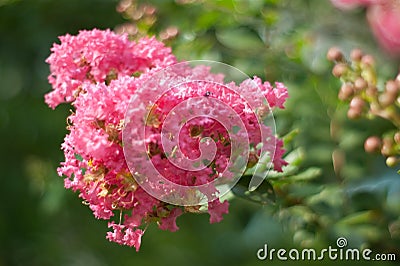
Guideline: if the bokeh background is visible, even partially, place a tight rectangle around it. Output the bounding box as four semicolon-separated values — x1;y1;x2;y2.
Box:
1;0;399;265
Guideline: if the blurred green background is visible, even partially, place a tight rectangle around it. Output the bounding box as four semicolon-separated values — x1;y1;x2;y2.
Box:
1;0;399;265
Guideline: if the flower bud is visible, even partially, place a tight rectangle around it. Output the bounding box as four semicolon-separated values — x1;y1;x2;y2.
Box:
350;96;365;110
379;92;396;107
364;136;382;153
338;83;354;100
350;48;363;61
347;106;362;119
385;80;399;96
332;63;348;77
381;137;394;156
361;54;375;67
386;156;398;167
327;47;344;62
396;73;400;86
143;4;156;15
354;77;368;91
394;132;400;144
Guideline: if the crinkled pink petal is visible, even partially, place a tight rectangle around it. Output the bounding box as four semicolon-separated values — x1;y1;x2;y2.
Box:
208;199;229;224
44;29;176;108
273;139;288;172
159;208;183;232
134;188;160;216
106;222;125;245
123;228;144;251
124;212;143;228
107;222;144;251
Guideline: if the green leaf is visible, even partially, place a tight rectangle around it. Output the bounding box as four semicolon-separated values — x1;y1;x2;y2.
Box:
306;186;344;208
283;147;305;167
337;211;378;226
272;167;321;184
195;11;220;31
262;148;305;179
0;0;19;7
282;128;300;146
232;175;276;205
216;27;264;51
286;167;322;182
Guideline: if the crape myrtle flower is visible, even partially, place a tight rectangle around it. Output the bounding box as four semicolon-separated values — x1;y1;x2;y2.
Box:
45;29;176;108
45;29;288;250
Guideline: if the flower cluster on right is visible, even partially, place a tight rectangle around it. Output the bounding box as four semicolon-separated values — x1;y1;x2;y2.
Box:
328;47;400;167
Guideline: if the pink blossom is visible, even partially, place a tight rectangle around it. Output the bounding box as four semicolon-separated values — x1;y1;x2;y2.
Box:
106;222;125;244
251;77;289;109
159;208;183;232
330;0;379;10
45;29;289;250
124;212;143;228
272;139;288;172
208;199;229;224
331;0;400;55
45;28;176;108
107;222;144;251
133;188;160;216
367;1;400;55
123;228;144;251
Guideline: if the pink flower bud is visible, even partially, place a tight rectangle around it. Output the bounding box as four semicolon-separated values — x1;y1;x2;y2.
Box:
364;136;382;153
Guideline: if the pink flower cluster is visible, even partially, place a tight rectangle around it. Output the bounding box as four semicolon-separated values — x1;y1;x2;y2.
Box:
45;29;288;251
45;29;175;108
331;0;400;55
